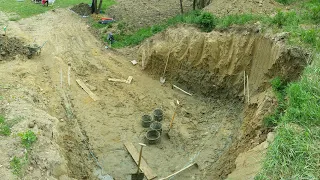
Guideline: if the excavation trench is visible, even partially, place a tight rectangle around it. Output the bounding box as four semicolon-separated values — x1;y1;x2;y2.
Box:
137;26;309;178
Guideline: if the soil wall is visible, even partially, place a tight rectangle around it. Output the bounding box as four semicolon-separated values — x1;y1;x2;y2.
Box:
138;26;308;99
137;26;309;179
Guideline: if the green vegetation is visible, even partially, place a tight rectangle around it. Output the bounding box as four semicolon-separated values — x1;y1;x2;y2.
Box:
275;0;299;5
0;0;115;19
18;130;37;149
10;156;23;176
0;114;11;136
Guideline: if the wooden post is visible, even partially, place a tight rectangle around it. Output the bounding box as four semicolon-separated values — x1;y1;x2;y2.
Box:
247;75;249;104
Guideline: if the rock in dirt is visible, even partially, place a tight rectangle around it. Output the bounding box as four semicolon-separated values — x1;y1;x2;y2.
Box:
28;121;35;128
71;3;91;16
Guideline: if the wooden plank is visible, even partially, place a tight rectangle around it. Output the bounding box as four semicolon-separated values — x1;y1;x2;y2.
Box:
124;142;157;180
76;79;100;101
108;78;127;83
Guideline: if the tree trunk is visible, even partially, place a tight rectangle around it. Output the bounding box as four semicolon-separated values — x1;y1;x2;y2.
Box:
97;0;103;13
179;0;184;14
193;0;196;10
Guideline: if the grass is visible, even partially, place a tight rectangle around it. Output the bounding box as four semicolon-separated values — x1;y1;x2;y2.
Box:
0;114;11;136
10;156;23;176
0;0;116;19
18;130;37;149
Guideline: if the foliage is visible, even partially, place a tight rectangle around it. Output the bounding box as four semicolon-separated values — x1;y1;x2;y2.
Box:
217;14;258;29
263;77;287;127
0;115;11;136
259;66;320;178
10;156;23;176
18;130;37;149
195;12;217;32
275;0;299;5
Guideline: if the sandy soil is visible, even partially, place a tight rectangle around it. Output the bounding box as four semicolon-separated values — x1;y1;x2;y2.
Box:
0;9;245;179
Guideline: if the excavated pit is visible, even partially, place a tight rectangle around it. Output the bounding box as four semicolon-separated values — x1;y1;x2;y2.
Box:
138;26;309;178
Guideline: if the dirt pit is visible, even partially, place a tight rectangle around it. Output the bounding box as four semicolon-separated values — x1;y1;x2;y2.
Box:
0;9;310;180
0;35;28;60
70;3;91;16
137;26;309;178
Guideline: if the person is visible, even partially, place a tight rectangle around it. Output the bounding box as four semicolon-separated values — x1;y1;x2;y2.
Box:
42;0;48;6
107;33;115;45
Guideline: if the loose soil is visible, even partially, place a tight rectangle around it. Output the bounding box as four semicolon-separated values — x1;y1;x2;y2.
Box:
0;35;28;60
0;4;309;180
71;3;91;16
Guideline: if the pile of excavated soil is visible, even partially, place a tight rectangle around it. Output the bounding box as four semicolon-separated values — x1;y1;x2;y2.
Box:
138;26;309;98
204;0;284;16
70;3;91;16
0;35;28;60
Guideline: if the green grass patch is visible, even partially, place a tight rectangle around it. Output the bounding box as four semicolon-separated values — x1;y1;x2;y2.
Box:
0;0;115;19
18;130;37;149
275;0;299;5
0;114;11;136
10;156;23;176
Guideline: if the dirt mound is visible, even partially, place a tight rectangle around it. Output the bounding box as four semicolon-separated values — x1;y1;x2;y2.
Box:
204;0;283;16
70;3;91;16
0;35;28;60
138;26;309;99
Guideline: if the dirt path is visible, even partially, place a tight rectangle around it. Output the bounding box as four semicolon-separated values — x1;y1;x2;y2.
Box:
0;9;243;179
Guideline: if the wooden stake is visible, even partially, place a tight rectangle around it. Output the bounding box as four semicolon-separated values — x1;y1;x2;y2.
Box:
159;163;196;180
247;75;249;104
243;71;246;96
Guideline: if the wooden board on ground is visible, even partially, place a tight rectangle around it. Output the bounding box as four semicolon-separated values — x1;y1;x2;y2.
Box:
124;142;157;180
76;79;100;101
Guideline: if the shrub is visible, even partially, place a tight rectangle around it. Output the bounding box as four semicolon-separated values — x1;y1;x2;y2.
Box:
196;12;217;32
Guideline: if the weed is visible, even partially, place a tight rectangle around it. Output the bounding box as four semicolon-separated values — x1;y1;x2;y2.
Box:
0;115;4;124
271;11;299;28
300;29;319;46
275;0;299;5
217;14;257;29
18;130;37;149
0;124;11;136
0;114;11;136
263;77;287;127
10;156;22;176
196;12;217;32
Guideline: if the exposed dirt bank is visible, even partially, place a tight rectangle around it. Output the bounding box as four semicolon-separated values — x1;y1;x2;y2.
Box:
137;26;309;178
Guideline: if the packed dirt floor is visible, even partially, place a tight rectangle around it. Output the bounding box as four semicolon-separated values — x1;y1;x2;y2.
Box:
0;2;309;180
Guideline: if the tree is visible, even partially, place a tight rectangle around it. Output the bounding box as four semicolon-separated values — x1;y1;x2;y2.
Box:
92;0;103;14
180;0;184;14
